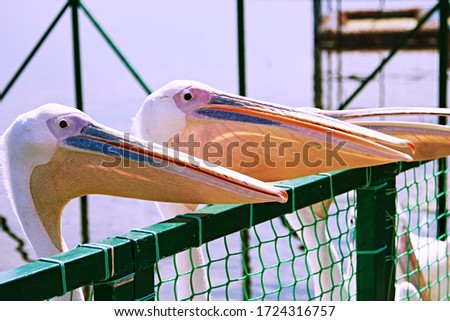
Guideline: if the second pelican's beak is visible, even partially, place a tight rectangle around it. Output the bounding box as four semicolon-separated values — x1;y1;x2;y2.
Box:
163;81;419;181
202;90;415;162
313;106;450;161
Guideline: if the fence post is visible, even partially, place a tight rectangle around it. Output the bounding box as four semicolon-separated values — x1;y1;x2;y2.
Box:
384;177;397;301
437;0;448;240
356;166;397;300
70;0;90;248
313;0;323;109
236;0;252;300
93;233;157;301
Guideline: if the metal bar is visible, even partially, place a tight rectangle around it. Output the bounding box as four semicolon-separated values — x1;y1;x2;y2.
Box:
237;0;246;97
356;182;390;300
236;0;251;300
79;1;151;95
313;46;323;109
437;159;448;239
114;231;157;301
384;177;397;301
338;3;440;110
71;0;83;110
313;0;322;36
355;164;400;301
0;3;69;100
70;0;89;246
313;0;323;109
439;0;449;113
437;0;449;240
0;238;132;300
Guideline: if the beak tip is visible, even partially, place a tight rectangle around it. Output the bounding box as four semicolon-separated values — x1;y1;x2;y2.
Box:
402;154;414;162
278;190;289;203
407;141;416;153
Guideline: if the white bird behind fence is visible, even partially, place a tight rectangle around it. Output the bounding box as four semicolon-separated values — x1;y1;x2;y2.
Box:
131;80;450;300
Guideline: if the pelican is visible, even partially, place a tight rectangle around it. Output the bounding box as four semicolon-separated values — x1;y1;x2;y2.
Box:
397;212;450;301
131;81;421;182
0;104;288;300
132;80;450;301
396;220;423;301
132;80;450;183
153;201;208;300
130;83;410;300
283;200;355;300
130;81;414;300
290;202;421;301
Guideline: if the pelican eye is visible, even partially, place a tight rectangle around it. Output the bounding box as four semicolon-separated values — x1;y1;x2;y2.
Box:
184;92;193;101
59;119;69;129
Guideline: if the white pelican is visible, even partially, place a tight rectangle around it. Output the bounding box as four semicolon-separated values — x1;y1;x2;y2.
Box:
283;200;355;300
286;201;426;301
0;104;288;300
282;200;426;301
397;212;450;301
132;80;450;180
132;81;422;183
130;80;450;301
153;202;208;300
131;82;413;301
396;218;422;301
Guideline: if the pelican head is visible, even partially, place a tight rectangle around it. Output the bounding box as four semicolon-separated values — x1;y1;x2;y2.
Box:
1;104;287;257
131;80;212;145
133;80;414;181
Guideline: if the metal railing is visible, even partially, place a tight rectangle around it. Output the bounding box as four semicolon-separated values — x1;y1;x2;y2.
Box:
0;161;433;301
1;1;448;301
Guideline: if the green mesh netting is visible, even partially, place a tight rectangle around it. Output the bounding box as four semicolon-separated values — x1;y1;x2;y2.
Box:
152;161;449;301
153;195;357;301
2;162;449;301
395;160;450;301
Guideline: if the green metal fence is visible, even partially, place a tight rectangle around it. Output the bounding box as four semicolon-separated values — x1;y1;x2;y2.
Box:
1;1;449;302
1;160;448;301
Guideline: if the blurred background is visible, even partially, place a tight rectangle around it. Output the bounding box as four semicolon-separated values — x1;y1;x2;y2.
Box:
0;0;447;299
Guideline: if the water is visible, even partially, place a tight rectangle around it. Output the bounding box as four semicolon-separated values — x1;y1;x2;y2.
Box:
0;0;446;300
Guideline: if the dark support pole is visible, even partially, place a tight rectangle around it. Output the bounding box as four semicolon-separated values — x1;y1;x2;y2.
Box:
356;168;396;301
70;0;89;246
384;178;397;301
237;0;246;96
356;183;387;300
313;0;321;35
237;0;251;300
70;0;83;111
437;0;448;240
313;0;323;109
